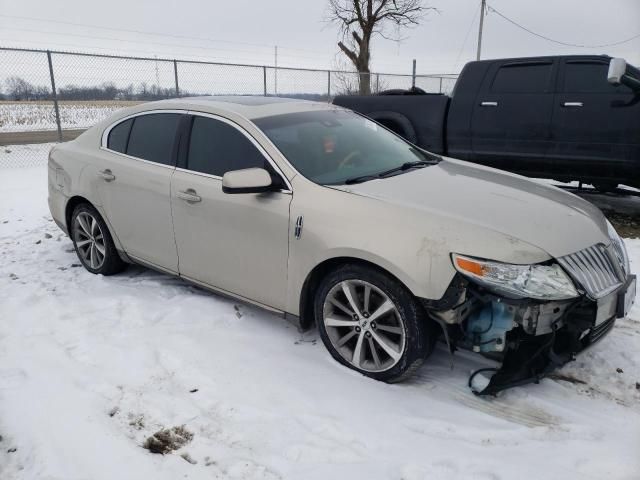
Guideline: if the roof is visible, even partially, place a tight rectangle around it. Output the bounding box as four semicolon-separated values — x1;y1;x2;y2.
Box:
139;95;340;120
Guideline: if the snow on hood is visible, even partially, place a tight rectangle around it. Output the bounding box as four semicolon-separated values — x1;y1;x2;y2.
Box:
334;158;610;259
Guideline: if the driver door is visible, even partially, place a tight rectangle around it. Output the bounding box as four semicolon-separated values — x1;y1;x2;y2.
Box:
171;114;292;311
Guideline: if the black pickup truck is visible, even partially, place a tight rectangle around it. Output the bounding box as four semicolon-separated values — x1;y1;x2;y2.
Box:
334;55;640;190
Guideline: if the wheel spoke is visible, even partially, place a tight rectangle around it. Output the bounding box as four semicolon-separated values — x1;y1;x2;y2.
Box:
329;297;354;316
363;284;371;313
368;337;382;368
368;299;394;323
352;332;365;368
371;330;401;361
94;242;106;256
76;239;91;248
89;244;97;268
376;324;403;335
341;281;363;317
77;215;91;236
90;217;98;235
325;316;358;328
336;330;357;347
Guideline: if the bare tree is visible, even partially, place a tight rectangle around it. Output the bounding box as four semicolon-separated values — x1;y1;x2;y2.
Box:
328;0;434;94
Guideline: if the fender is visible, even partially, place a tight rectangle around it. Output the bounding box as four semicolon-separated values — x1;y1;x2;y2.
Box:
366;111;418;144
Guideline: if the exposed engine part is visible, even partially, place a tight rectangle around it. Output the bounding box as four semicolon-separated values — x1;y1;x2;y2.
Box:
464;301;515;353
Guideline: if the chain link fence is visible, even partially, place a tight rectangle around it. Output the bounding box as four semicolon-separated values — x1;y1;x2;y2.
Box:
0;46;458;168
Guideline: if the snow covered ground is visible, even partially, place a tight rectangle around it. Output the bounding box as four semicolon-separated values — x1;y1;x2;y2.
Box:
0;145;639;480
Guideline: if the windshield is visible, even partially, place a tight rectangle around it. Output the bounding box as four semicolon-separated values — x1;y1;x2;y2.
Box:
253;109;438;185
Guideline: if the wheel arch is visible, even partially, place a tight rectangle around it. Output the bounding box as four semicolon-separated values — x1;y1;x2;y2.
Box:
297;256;419;331
367;111;418;144
64;195;127;257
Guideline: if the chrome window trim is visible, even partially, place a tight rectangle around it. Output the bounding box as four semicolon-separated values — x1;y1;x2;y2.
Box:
185;110;293;193
100;108;293;192
100;108;187;155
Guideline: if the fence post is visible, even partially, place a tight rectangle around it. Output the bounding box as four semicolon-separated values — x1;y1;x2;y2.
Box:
376;73;380;93
327;70;331;102
46;50;63;142
263;66;267;96
411;59;416;88
173;60;180;97
439;77;443;94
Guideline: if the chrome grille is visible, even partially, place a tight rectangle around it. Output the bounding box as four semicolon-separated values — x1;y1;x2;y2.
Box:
557;244;624;299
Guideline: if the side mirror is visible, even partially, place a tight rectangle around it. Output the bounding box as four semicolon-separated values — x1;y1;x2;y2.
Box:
608;57;627;85
222;167;274;194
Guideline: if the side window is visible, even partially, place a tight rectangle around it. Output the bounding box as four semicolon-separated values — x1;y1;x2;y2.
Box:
126;113;181;165
107;118;133;153
563;62;630;94
187;116;268;176
491;63;553;93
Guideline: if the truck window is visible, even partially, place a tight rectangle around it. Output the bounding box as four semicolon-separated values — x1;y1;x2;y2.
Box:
563;61;631;94
491;62;553;93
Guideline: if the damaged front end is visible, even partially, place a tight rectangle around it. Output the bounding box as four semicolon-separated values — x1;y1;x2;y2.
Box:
425;241;636;395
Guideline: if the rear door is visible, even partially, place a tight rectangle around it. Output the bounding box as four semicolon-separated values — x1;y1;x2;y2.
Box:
550;58;640;185
471;59;556;174
171;114;292;311
98;111;183;272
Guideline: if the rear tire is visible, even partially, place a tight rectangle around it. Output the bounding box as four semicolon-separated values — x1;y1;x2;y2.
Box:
315;264;436;383
70;203;126;275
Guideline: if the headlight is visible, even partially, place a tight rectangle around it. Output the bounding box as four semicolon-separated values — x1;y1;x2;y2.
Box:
452;254;579;300
606;220;630;276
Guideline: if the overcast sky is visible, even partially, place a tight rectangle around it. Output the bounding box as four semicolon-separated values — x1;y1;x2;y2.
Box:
0;0;638;74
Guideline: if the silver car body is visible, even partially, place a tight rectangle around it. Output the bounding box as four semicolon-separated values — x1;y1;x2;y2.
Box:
48;97;611;314
48;97;634;393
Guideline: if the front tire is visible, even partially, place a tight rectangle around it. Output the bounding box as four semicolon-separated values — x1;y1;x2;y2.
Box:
70;203;125;275
315;264;435;383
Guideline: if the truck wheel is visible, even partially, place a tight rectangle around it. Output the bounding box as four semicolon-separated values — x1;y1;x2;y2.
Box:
315;264;436;383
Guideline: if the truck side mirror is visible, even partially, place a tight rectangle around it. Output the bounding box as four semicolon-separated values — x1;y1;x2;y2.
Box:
608;58;627;86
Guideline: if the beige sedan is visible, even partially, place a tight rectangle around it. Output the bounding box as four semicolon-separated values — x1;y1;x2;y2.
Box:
48;96;635;394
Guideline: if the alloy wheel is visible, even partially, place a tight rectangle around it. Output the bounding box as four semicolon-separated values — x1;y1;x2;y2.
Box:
322;279;406;372
73;211;106;270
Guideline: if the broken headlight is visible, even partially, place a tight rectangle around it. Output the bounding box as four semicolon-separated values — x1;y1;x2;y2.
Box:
452;254;579;300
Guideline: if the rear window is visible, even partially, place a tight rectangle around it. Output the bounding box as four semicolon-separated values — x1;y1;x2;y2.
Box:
491;62;553;93
126;113;181;165
107;118;132;153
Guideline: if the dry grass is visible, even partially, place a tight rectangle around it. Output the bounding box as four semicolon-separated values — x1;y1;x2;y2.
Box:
142;425;194;454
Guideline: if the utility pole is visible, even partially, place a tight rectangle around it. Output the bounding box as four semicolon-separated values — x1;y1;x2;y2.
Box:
476;0;486;61
411;59;416;88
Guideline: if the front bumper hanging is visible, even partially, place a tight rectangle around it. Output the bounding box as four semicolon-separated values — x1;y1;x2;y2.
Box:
470;274;635;396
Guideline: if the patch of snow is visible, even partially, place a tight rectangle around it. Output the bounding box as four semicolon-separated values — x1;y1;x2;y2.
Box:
0;147;639;480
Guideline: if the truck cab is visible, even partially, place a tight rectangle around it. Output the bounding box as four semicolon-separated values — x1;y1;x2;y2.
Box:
335;55;640;190
450;55;640;189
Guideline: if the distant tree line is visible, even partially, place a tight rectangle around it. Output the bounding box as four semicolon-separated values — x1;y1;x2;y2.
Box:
0;76;332;102
0;76;184;101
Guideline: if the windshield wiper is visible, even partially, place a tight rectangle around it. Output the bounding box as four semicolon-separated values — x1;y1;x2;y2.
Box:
377;160;434;178
343;160;436;185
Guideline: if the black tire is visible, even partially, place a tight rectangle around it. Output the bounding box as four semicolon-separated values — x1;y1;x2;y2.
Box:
70;203;126;275
315;264;436;383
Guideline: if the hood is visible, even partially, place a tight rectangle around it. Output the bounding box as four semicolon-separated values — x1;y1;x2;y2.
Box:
333;158;609;259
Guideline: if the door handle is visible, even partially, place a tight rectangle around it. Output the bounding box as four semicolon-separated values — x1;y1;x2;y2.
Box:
480;101;498;107
562;102;583;107
98;169;115;182
177;189;202;203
